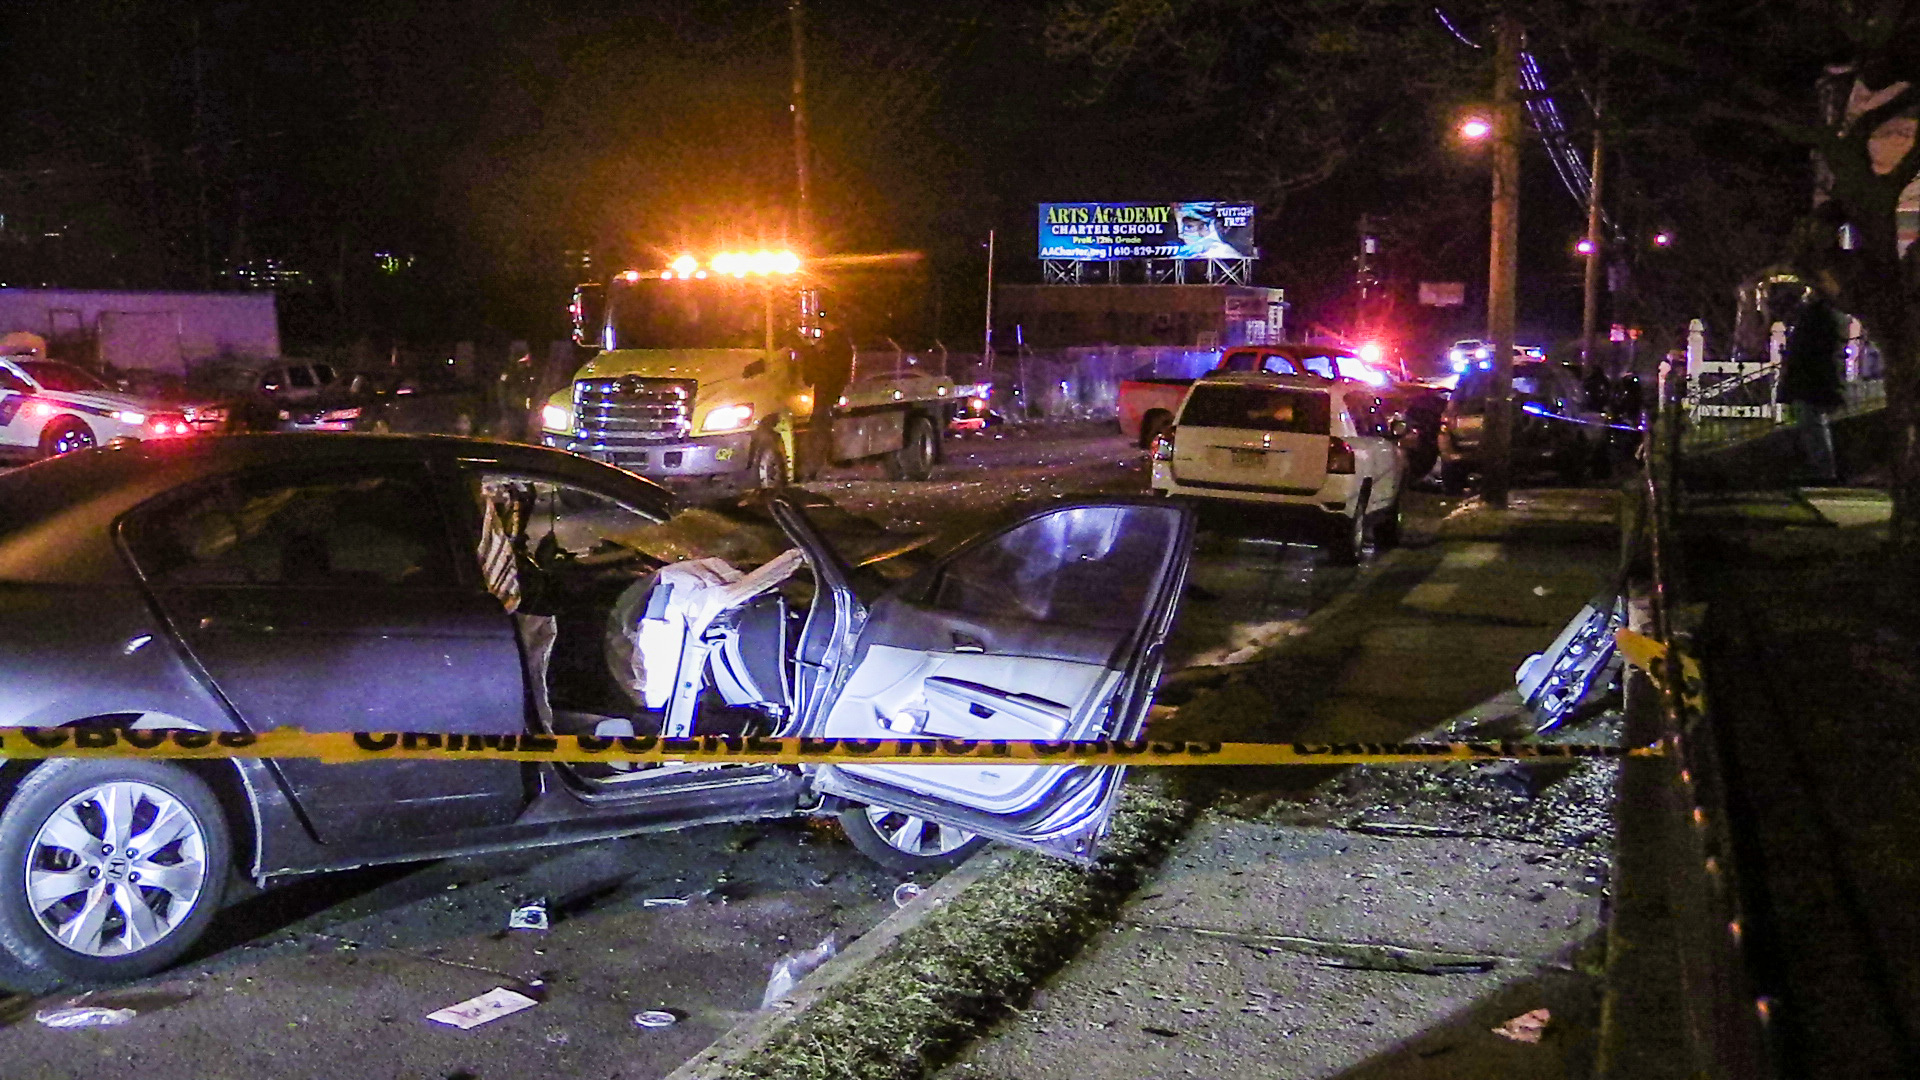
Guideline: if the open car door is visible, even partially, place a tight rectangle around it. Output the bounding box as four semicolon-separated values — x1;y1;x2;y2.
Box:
774;496;1194;862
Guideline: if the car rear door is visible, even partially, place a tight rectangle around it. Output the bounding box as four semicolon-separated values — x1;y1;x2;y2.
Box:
775;497;1195;862
1171;382;1331;494
120;461;528;843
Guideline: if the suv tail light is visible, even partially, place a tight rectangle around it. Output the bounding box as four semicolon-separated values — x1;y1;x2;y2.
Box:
1327;437;1356;474
1150;432;1175;462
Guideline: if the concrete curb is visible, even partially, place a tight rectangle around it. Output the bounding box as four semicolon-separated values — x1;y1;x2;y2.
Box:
663;850;1013;1080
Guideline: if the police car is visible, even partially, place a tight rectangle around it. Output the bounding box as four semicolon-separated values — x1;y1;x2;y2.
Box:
0;356;190;459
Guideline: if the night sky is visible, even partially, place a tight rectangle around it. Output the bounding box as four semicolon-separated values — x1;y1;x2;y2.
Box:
0;1;1811;356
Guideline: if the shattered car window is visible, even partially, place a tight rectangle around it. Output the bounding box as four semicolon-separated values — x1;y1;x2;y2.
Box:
126;472;455;587
932;505;1179;631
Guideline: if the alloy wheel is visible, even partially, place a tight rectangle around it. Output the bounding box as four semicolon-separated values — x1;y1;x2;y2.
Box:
26;781;210;957
864;805;976;859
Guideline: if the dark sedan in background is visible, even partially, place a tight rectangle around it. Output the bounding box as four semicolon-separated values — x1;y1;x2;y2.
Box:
0;434;1192;983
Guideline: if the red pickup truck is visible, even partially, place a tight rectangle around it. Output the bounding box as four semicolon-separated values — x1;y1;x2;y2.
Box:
1117;377;1193;447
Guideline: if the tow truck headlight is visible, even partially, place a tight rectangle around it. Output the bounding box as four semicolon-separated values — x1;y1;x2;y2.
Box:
541;403;573;432
701;403;754;433
111;410;146;425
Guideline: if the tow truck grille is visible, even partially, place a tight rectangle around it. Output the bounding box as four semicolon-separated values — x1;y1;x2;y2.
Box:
574;377;696;441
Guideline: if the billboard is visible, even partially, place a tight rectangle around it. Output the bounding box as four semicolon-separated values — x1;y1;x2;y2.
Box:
1038;202;1258;262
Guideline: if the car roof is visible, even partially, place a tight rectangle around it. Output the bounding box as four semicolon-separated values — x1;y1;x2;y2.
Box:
0;434;675;585
1225;343;1358;359
1194;370;1359;392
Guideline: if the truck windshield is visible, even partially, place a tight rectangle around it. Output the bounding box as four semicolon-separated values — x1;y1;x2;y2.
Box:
605;279;770;351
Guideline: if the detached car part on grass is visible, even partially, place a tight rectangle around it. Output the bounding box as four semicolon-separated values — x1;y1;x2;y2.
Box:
1515;592;1627;733
0;434;1193;983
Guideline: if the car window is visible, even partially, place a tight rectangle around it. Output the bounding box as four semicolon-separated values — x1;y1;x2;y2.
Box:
1293;353;1346;379
1180;384;1331;434
314;363;336;384
288;366;317;389
931;505;1179;630
125;469;455;588
1218;350;1298;375
16;361;109;393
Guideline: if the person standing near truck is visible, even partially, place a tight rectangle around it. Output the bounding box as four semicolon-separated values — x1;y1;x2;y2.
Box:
802;314;854;480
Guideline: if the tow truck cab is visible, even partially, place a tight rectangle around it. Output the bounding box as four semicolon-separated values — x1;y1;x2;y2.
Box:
543;256;954;487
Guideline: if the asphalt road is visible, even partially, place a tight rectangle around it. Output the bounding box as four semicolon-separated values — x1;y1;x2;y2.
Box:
0;421;1404;1080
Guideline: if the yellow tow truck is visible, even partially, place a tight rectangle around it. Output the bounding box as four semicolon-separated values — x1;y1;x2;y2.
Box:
540;250;954;488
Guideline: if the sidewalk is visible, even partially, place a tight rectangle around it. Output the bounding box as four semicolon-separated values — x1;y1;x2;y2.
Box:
1681;486;1919;1078
938;491;1622;1080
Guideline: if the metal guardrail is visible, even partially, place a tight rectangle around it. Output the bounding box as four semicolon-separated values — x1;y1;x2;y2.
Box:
1625;360;1780;1079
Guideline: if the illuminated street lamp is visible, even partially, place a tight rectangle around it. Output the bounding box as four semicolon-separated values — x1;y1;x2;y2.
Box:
1576;237;1597;256
1652;231;1672;247
1459;116;1493;141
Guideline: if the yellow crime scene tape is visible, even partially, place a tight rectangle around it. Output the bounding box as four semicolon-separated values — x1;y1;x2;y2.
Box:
0;728;1659;766
1615;628;1705;712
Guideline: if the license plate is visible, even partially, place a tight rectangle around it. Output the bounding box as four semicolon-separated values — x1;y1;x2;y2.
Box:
1230;449;1265;468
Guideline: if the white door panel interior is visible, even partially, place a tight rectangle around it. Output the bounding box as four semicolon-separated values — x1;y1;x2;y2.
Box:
820;643;1118;812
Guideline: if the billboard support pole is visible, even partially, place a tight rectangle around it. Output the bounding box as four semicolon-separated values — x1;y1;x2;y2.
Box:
983;228;995;366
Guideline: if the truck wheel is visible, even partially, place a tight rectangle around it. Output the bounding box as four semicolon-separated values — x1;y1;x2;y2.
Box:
748;430;787;490
885;415;938;481
1139;411;1173;450
0;759;232;984
39;418;95;458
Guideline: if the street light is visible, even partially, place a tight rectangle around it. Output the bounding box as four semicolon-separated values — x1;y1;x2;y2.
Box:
1576;238;1597;256
1459;116;1493;141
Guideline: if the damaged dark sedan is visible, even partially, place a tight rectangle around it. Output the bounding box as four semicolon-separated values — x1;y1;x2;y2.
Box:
0;435;1193;982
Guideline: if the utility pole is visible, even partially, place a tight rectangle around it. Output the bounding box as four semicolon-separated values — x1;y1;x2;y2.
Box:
1580;117;1605;373
983;228;996;361
789;0;812;249
1482;13;1522;509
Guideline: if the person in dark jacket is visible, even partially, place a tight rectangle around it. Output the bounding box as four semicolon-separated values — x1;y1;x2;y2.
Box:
1780;291;1845;484
801;315;855;480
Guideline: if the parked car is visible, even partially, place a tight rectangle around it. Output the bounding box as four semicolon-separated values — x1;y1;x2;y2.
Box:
1149;371;1406;562
1122;344;1443;476
0;434;1194;982
0;357;191;460
1438;359;1605;492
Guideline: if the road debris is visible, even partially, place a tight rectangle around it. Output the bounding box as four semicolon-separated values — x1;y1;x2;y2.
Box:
760;932;839;1009
1491;1007;1550;1043
633;1010;680;1028
426;987;541;1030
641;896;692;908
507;898;550;931
35;1006;137;1029
892;882;924;908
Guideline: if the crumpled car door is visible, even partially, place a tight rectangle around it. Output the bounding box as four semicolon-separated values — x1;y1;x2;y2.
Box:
774;496;1194;862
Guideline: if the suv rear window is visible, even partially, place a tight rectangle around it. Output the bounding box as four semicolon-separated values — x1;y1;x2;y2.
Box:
1180;385;1330;433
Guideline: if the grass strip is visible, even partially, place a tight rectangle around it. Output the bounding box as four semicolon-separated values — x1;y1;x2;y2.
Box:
725;780;1198;1080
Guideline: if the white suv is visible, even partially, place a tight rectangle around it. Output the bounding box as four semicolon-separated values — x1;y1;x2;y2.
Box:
0;357;188;459
1149;372;1406;561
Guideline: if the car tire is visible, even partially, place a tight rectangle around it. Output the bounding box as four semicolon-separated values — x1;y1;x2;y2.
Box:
1374;495;1403;549
884;414;939;481
748;429;787;490
1327;487;1369;565
38;417;96;459
0;759;232;984
838;804;986;874
1138;411;1173;451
